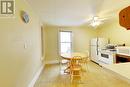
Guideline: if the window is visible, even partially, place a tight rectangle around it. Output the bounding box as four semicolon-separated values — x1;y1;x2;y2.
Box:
59;31;72;54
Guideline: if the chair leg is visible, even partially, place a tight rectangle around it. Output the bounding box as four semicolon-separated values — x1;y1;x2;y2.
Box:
71;75;73;82
86;62;89;72
70;71;81;83
70;71;73;82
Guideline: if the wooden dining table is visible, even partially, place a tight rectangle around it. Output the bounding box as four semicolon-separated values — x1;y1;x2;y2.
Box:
61;52;88;60
60;52;88;73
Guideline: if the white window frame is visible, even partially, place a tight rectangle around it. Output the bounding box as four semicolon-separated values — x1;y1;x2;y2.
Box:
58;30;73;55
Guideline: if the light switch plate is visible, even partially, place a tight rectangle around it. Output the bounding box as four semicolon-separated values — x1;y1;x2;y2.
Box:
24;43;27;49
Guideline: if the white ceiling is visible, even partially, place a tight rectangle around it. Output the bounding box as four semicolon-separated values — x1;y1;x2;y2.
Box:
26;0;130;26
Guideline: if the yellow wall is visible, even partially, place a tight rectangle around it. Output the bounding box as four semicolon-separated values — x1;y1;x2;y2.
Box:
44;25;98;63
98;18;130;46
0;0;43;87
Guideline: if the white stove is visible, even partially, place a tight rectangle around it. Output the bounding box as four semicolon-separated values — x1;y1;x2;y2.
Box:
98;49;116;65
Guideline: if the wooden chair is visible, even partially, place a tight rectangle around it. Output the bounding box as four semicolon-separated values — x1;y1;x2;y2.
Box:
70;56;82;82
59;56;70;74
80;51;90;71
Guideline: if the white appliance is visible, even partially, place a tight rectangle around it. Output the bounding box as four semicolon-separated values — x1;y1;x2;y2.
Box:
90;38;108;63
116;47;130;56
98;50;116;65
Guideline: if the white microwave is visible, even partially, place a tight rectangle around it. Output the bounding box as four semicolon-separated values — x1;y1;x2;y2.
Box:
116;47;130;56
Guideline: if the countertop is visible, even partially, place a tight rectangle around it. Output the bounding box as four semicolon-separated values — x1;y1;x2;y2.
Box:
103;62;130;82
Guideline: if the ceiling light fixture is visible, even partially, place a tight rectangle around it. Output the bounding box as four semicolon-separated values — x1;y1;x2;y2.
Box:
90;16;101;27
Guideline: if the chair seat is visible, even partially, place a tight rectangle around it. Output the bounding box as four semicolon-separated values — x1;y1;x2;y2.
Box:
71;68;81;71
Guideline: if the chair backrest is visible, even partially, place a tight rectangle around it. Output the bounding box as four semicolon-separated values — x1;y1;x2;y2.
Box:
85;50;89;57
77;51;90;63
70;56;82;66
83;50;90;60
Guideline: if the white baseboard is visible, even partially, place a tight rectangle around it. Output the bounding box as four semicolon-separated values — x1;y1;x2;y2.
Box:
45;60;59;65
28;64;45;87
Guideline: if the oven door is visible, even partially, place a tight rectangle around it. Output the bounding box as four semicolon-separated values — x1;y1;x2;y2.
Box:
98;53;110;64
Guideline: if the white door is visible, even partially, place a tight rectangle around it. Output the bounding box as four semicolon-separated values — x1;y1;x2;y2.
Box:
91;38;97;46
91;46;98;62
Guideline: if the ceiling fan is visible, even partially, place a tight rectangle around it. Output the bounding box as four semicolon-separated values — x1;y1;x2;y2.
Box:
86;8;118;27
86;16;109;27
